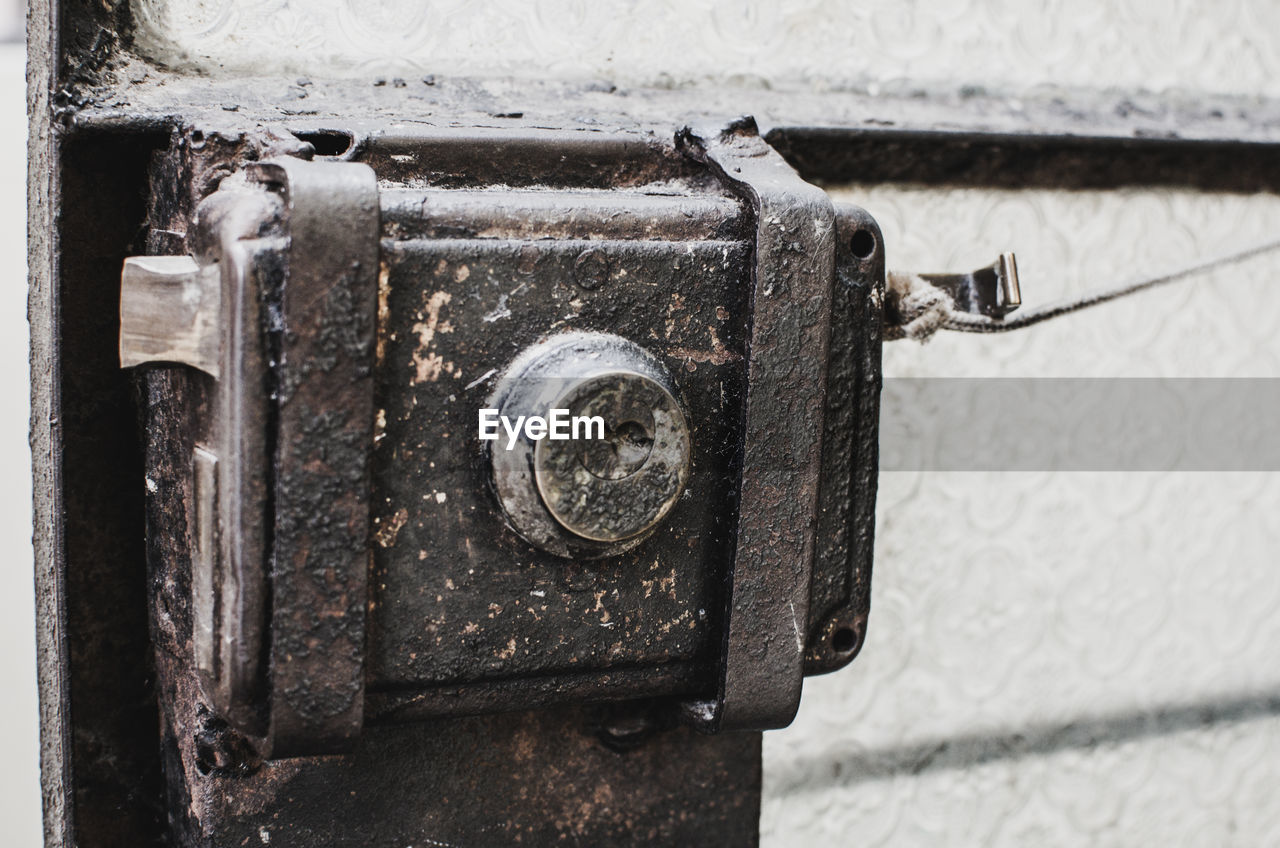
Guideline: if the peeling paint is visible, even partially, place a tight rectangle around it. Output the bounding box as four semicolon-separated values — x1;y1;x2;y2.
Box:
410;290;453;384
374;508;410;549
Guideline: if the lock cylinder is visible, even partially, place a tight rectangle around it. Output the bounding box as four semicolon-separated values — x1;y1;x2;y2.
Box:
487;332;691;557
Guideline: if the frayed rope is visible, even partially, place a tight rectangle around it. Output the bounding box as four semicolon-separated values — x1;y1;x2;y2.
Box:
884;236;1280;342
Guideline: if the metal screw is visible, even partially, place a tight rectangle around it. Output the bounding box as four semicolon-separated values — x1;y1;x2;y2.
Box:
573;248;610;290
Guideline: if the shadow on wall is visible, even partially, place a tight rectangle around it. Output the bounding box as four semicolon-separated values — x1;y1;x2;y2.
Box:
769;690;1280;795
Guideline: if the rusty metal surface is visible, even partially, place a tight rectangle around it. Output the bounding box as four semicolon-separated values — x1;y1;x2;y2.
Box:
364;126;877;726
140;362;760;848
64;62;1280;179
138;365;740;848
766;127;1280;192
135;148;382;761
42;130;170;848
141;363;217;846
186;175;281;734
35;6;880;835
677;118;836;731
36;114;882;845
247;158;380;756
136;328;760;847
804;204;885;675
197;709;760;847
368;131;751;715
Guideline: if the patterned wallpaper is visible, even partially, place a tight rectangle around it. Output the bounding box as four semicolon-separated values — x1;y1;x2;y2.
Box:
763;184;1280;846
132;0;1280;99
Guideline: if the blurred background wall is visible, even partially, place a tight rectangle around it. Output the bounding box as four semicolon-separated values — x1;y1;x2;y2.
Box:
16;2;1280;845
769;184;1280;846
5;2;40;843
128;0;1280;98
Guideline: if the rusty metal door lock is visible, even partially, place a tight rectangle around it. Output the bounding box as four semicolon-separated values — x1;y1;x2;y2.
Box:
122;118;884;759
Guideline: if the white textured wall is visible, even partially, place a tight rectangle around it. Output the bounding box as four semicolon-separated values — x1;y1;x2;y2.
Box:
131;0;1280;98
764;184;1280;846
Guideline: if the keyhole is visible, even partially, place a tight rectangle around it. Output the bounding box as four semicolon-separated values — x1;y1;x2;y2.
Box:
579;417;654;480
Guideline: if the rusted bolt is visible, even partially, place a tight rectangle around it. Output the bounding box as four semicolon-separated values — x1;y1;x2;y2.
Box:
487;332;691;557
573;248;610;290
593;701;665;753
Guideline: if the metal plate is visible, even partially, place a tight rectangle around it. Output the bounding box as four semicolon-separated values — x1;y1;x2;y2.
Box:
367;145;752;717
678;119;836;731
248;158;380;756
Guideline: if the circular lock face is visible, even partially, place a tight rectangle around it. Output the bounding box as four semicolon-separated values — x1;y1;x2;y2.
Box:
534;372;689;543
487;332;691;558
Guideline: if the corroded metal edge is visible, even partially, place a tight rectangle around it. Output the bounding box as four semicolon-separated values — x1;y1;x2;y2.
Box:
248;158;380;757
28;0;68;839
678;118;835;731
805;204;885;676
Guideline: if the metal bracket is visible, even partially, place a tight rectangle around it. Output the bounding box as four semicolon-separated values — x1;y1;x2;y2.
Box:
677;118;836;731
916;252;1022;318
247;158;379;756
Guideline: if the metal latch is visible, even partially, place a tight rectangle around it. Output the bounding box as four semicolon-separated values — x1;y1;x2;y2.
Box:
126;158;379;756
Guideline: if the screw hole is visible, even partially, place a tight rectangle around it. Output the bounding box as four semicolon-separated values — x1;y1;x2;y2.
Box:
193;741;216;775
292;130;355;158
831;626;858;654
849;229;876;260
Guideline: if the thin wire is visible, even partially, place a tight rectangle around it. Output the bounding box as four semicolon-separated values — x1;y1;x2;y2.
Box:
943;236;1280;334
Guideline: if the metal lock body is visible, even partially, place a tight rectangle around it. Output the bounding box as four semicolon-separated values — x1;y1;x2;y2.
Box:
125;120;884;762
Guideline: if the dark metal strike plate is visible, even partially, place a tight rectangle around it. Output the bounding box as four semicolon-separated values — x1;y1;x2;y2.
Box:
122;120;883;757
